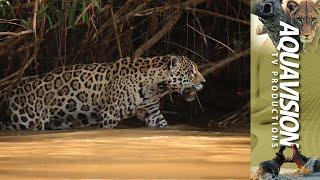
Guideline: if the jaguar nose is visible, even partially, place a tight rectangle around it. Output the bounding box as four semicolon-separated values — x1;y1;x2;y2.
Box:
198;73;206;83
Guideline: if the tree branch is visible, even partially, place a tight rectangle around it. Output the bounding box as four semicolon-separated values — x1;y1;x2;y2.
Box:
0;30;33;36
186;8;250;25
134;10;182;57
111;5;123;58
201;48;250;76
133;0;208;57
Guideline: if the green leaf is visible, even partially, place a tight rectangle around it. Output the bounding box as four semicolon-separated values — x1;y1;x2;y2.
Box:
81;0;89;24
68;0;79;26
47;14;53;28
57;9;65;27
21;18;30;29
92;0;101;10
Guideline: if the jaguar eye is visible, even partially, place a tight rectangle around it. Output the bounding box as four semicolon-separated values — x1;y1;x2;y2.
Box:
311;18;317;24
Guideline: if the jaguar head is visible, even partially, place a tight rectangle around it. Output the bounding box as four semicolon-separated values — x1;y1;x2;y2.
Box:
165;55;205;102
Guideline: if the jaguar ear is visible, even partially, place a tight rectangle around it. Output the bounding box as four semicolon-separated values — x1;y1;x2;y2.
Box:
287;0;299;14
168;56;180;70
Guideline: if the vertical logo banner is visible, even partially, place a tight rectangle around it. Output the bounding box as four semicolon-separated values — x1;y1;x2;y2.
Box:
251;0;320;179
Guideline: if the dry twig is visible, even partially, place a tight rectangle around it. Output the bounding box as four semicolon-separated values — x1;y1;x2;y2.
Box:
186;8;250;25
187;24;235;54
134;10;182;57
201;48;250;76
0;30;33;36
111;6;123;58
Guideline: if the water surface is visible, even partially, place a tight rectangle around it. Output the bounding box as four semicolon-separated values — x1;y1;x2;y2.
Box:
0;128;250;179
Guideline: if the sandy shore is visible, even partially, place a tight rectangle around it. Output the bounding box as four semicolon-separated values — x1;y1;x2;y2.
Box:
0;128;250;179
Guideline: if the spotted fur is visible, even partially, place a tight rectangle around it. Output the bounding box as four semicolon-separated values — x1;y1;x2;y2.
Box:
0;55;205;130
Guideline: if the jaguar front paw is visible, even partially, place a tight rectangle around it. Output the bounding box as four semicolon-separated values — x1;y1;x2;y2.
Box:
146;119;168;128
156;119;168;128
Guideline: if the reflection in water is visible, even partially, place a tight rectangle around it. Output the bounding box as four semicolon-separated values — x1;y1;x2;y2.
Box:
0;128;249;179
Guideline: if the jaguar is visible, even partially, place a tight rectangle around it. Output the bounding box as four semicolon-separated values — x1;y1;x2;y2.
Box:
0;55;205;130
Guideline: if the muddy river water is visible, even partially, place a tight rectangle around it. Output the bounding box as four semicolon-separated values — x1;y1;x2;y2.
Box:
0;127;250;179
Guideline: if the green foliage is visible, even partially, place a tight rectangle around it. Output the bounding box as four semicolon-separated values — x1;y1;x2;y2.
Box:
0;0;103;31
0;0;15;32
46;14;53;28
81;0;89;26
0;0;15;18
36;0;103;28
21;18;31;29
92;0;101;10
68;0;79;26
0;0;10;8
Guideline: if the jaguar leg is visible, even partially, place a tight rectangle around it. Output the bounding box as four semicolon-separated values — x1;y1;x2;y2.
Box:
47;119;70;130
98;108;120;128
143;101;168;128
145;110;168;128
39;109;50;130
